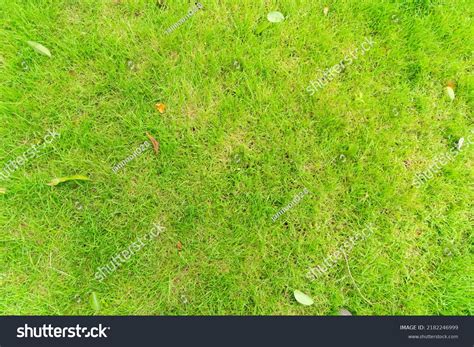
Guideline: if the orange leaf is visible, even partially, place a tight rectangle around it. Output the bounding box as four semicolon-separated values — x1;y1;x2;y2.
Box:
446;80;456;89
155;102;166;113
146;132;160;154
177;241;182;251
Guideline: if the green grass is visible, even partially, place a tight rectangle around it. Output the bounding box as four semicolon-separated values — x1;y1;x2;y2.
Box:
0;0;472;315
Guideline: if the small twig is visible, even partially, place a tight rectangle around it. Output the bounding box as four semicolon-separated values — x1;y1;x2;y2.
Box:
50;267;74;278
50;252;74;278
342;250;374;306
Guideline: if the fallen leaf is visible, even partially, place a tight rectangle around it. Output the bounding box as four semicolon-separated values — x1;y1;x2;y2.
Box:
0;187;6;194
338;308;352;316
293;290;314;306
27;41;51;57
155;102;166;113
90;292;101;312
146;132;160;154
446;81;455;101
323;7;329;16
446;86;455;101
267;11;285;23
47;175;90;186
177;241;182;251
457;137;464;150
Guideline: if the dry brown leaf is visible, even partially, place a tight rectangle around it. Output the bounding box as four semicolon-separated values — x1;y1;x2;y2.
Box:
155;102;166;114
177;241;182;251
446;80;456;89
146;132;160;154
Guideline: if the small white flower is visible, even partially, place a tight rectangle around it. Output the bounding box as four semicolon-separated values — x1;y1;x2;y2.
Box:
457;137;464;150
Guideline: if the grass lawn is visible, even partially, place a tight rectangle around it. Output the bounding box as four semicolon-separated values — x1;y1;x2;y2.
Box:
0;0;472;315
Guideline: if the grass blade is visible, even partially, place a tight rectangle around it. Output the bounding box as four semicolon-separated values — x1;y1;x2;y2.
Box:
90;292;101;313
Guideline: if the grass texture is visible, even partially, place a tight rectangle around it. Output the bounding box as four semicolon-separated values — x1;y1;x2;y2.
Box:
0;0;473;315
